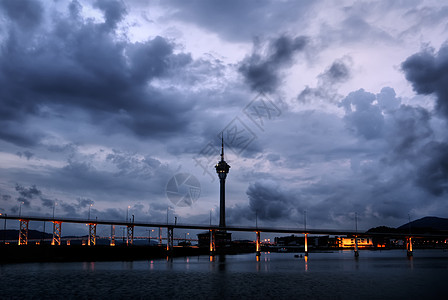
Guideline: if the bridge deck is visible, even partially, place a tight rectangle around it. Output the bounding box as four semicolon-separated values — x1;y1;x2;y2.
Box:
1;215;446;238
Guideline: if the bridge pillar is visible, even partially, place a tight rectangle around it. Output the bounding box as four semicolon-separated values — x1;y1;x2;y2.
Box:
167;227;174;253
304;233;308;256
209;229;216;254
354;236;359;257
127;225;134;246
110;225;115;246
407;237;413;257
256;231;261;256
88;223;97;246
52;221;62;246
18;219;29;245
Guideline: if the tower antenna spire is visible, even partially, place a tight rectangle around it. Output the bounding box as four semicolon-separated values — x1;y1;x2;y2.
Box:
221;133;224;161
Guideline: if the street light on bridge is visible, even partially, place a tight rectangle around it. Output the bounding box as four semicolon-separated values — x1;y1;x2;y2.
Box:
19;201;24;217
53;201;58;219
88;203;93;221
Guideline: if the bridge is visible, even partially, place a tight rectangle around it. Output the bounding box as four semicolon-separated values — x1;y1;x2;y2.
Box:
1;214;447;258
2;144;446;259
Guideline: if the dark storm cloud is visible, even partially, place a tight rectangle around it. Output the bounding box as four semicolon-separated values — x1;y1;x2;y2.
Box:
246;180;296;221
340;86;433;163
0;122;43;147
340;89;385;140
239;35;308;92
150;202;172;212
41;154;173;202
59;202;79;217
386;105;432;159
376;87;401;112
106;150;163;179
298;57;352;103
0;0;43;30
46;143;78;153
339;87;404;142
402;44;448;118
15;184;42;206
2;195;12;202
317;2;397;47
76;197;94;209
227;179;300;225
283;84;446;225
40;197;54;208
162;0;314;42
401;45;448;195
338;86;446;198
323;60;351;84
416;141;448;196
0;0;194;147
16;151;35;160
93;0;127;30
402;5;448;37
338;16;394;43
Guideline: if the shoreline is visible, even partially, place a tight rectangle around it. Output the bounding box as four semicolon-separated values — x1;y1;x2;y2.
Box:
0;244;209;264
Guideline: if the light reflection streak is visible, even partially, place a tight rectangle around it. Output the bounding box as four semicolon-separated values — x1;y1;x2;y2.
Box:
408;255;414;270
304;255;308;272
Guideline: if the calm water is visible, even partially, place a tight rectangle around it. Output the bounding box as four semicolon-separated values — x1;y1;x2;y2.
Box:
0;249;447;299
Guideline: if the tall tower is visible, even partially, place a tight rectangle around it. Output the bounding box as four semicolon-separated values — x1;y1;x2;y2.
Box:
215;136;230;228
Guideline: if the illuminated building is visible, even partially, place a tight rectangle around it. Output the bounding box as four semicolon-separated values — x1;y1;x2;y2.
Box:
339;237;374;249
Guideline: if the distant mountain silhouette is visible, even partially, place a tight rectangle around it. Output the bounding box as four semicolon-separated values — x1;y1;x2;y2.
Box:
366;226;397;233
397;216;448;232
0;229;52;240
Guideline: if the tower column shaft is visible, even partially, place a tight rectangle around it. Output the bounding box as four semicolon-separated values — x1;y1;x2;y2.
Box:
219;179;226;227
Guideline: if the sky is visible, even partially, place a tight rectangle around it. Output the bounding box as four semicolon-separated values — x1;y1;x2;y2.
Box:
1;0;448;237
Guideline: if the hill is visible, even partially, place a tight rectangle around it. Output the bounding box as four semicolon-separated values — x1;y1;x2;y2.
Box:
0;229;53;241
397;216;448;232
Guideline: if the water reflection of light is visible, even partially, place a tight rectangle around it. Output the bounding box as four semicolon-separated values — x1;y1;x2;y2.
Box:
407;255;414;270
209;255;215;272
304;255;308;272
82;262;95;271
166;257;173;270
264;252;271;262
123;261;133;270
149;260;154;270
218;255;226;272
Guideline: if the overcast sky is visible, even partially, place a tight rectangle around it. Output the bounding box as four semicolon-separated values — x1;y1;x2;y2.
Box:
1;0;448;236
